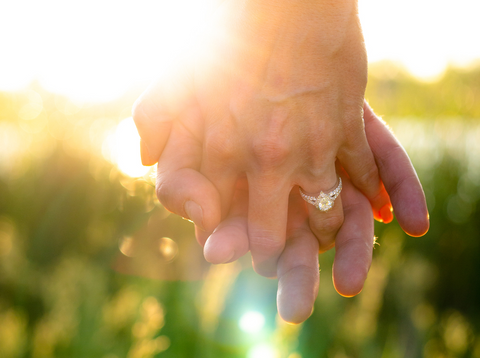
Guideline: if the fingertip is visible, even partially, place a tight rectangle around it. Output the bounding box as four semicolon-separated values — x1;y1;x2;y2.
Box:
133;97;173;162
157;169;222;233
278;306;314;325
332;272;365;297
184;201;205;231
140;140;156;166
195;226;211;247
203;217;249;264
277;267;317;324
204;236;235;264
252;262;278;279
379;204;394;224
332;262;367;298
370;187;393;223
333;232;372;298
394;197;430;237
403;215;430;237
373;210;383;223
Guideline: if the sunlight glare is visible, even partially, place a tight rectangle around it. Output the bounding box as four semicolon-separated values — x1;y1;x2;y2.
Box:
248;344;278;358
0;0;216;101
239;311;265;334
1;0;479;97
359;0;480;79
18;90;43;120
105;117;150;178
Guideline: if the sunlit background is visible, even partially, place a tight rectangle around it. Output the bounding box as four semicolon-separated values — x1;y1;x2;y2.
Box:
1;0;480;357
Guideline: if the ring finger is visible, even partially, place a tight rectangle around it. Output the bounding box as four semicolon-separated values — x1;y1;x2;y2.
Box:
298;174;344;252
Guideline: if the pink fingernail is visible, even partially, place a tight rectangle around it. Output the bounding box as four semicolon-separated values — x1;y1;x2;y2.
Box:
184;201;205;231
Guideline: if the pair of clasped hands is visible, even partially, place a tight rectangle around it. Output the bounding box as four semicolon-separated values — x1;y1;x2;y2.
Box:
132;0;429;323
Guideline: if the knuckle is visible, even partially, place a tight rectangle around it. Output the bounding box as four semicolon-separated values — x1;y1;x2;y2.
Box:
204;126;236;161
249;232;285;256
356;164;380;190
251;137;289;167
155;175;177;213
376;143;404;173
315;212;344;234
387;172;417;202
342;113;366;142
155;179;169;206
342;201;364;217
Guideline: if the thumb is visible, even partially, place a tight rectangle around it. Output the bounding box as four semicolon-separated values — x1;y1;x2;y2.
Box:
132;64;196;165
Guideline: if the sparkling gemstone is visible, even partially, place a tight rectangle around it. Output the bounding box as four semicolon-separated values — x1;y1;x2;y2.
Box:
317;196;333;211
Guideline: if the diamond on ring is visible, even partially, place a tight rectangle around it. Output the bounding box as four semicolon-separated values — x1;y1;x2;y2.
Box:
299;178;342;212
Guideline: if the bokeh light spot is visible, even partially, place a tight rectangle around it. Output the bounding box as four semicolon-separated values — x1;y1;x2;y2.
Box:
248;344;278;358
119;236;135;257
239;311;265;334
0;123;25;177
158;237;178;262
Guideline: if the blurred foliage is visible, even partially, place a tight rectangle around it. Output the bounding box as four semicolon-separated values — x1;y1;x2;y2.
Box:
366;61;480;119
0;63;480;358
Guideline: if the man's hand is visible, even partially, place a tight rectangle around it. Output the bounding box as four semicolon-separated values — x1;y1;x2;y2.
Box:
134;0;393;277
133;99;428;323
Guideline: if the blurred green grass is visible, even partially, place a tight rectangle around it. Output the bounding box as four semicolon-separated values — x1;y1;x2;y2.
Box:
0;63;480;358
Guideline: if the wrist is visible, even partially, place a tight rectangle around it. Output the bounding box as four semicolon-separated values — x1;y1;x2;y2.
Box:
243;0;358;17
240;0;359;37
238;0;361;53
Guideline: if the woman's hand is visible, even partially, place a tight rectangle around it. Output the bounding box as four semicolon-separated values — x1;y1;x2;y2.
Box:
134;0;393;277
137;99;428;323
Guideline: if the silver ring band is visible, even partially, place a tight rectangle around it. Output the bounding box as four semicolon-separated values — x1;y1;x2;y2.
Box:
299;177;342;212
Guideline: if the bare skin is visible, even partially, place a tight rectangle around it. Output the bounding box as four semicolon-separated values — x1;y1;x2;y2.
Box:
132;0;429;323
134;0;394;278
134;98;429;323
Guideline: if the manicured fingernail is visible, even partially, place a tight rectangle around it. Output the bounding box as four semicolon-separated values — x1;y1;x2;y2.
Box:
380;204;394;224
140;140;154;166
184;201;204;231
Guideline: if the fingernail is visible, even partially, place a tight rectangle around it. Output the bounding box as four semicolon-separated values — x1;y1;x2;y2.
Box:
222;250;235;264
380;204;394;224
140;140;154;166
184;201;204;231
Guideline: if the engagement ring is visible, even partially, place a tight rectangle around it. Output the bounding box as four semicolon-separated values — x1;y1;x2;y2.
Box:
299;178;342;212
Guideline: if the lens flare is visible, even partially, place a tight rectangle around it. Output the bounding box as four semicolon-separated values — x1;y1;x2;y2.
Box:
248;344;277;358
239;311;265;334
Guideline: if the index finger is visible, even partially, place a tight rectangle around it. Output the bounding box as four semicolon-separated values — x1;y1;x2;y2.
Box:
132;63;196;165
